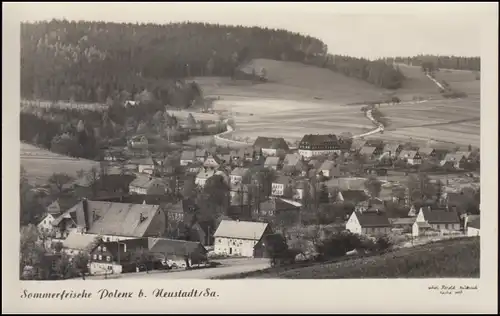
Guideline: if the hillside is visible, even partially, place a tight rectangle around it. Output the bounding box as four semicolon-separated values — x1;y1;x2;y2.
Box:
219;237;480;279
204;58;391;102
21;20;327;104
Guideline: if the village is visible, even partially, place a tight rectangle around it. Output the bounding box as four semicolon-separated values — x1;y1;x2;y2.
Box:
23;115;481;280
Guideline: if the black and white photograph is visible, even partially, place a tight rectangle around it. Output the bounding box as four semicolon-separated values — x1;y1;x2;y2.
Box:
13;2;488;281
3;2;498;313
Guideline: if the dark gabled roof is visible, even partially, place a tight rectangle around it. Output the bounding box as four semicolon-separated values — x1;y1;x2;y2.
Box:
148;238;207;256
359;146;377;155
340;190;369;203
350;139;366;150
284;153;301;166
274;175;293;185
299;134;338;146
213;220;269;240
264;156;281;166
418;147;436;156
383;143;402;153
94;194;176;206
355;211;391;227
259;198;300;213
399;150;419;159
63;200;163;237
180;151;196;161
195;149;207;157
253;137;289;151
422;207;460;224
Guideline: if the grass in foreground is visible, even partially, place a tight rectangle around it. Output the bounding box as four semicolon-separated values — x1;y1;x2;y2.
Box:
219;237;479;279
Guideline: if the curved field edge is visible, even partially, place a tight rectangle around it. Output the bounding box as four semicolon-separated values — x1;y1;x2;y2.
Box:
215;237;480;279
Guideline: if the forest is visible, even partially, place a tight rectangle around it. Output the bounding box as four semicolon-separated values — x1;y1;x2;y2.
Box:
21;19;411;104
391;54;480;71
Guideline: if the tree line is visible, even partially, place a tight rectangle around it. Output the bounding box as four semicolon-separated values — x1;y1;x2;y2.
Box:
21;19;327;103
391;54;480;71
320;55;406;89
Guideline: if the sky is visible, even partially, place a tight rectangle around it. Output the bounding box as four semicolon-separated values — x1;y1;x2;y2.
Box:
8;2;493;59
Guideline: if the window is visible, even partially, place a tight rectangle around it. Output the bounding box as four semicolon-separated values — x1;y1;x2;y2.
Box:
98;246;102;251
106;237;110;242
103;246;107;252
98;255;102;260
106;256;111;262
93;254;97;260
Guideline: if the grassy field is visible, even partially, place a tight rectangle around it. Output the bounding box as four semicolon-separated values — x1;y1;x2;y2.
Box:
220;237;480;279
195;59;480;147
21;143;100;186
434;68;481;98
374;98;480;147
356;65;480;147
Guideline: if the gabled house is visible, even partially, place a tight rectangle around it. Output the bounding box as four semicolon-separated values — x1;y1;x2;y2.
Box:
213;220;273;257
203;153;223;169
194;168;216;188
399;150;422;165
418;147;436;158
62;231;101;256
253;137;289;157
164;201;185;223
337;190;369;205
282;153;304;175
383;143;402;158
148;238;208;267
350;139;366;152
52;199;166;241
466;217;480;237
272;176;294;197
359;146;378;159
36;213;56;236
412;207;460;236
346;210;392;235
88;237;149;275
355;198;385;213
180;151;196;166
264;156;281;170
229;183;250;206
317;160;340;179
440;153;467;169
129;175;168;195
195;149;208;162
230;167;250;185
257;198;300;217
136;157;157;175
298;134;341;159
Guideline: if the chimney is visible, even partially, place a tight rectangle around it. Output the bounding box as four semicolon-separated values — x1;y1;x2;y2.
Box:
82;198;91;232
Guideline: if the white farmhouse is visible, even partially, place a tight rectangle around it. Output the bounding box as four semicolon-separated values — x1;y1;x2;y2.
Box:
345;210;391;235
129;175;167;195
412;207;461;237
213;220;272;257
37;213;56;236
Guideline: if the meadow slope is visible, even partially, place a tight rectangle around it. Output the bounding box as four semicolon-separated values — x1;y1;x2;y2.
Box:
198;60;480;147
219;237;480;279
21;143;100;186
